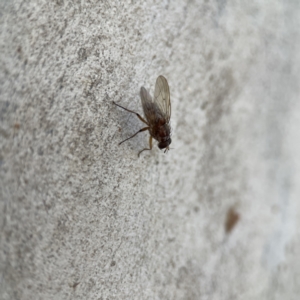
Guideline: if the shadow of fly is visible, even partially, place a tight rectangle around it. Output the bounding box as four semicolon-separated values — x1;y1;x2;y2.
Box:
113;75;172;157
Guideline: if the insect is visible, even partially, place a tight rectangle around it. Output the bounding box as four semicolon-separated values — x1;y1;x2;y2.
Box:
113;75;172;157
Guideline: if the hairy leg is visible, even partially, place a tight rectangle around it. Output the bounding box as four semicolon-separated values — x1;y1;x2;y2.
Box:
113;101;148;125
138;135;153;157
119;127;149;145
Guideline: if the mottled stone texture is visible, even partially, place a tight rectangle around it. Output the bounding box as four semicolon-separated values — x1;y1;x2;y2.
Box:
1;1;300;299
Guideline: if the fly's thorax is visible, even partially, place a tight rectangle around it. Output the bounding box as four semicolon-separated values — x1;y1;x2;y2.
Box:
150;122;171;143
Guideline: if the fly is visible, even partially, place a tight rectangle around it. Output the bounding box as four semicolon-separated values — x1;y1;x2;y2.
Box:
113;75;172;157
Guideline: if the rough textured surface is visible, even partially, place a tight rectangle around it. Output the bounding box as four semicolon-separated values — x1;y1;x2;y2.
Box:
1;1;300;299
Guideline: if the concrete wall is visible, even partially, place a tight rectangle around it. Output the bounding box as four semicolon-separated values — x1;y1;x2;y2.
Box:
1;1;300;299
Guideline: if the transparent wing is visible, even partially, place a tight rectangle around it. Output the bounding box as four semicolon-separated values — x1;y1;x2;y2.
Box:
140;86;158;125
153;75;171;122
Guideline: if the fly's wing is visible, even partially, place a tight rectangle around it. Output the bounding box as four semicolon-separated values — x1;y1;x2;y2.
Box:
153;75;171;123
140;86;158;125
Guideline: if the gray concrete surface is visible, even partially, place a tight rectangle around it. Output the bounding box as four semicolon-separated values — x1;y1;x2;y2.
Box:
1;0;300;299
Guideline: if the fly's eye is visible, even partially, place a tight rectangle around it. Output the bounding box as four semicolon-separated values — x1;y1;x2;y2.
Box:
158;138;172;149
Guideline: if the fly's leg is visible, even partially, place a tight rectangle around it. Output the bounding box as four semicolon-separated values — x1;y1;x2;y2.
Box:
119;127;149;145
138;136;153;157
113;101;148;125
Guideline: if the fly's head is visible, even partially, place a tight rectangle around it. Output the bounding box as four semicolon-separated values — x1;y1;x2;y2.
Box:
158;137;172;152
